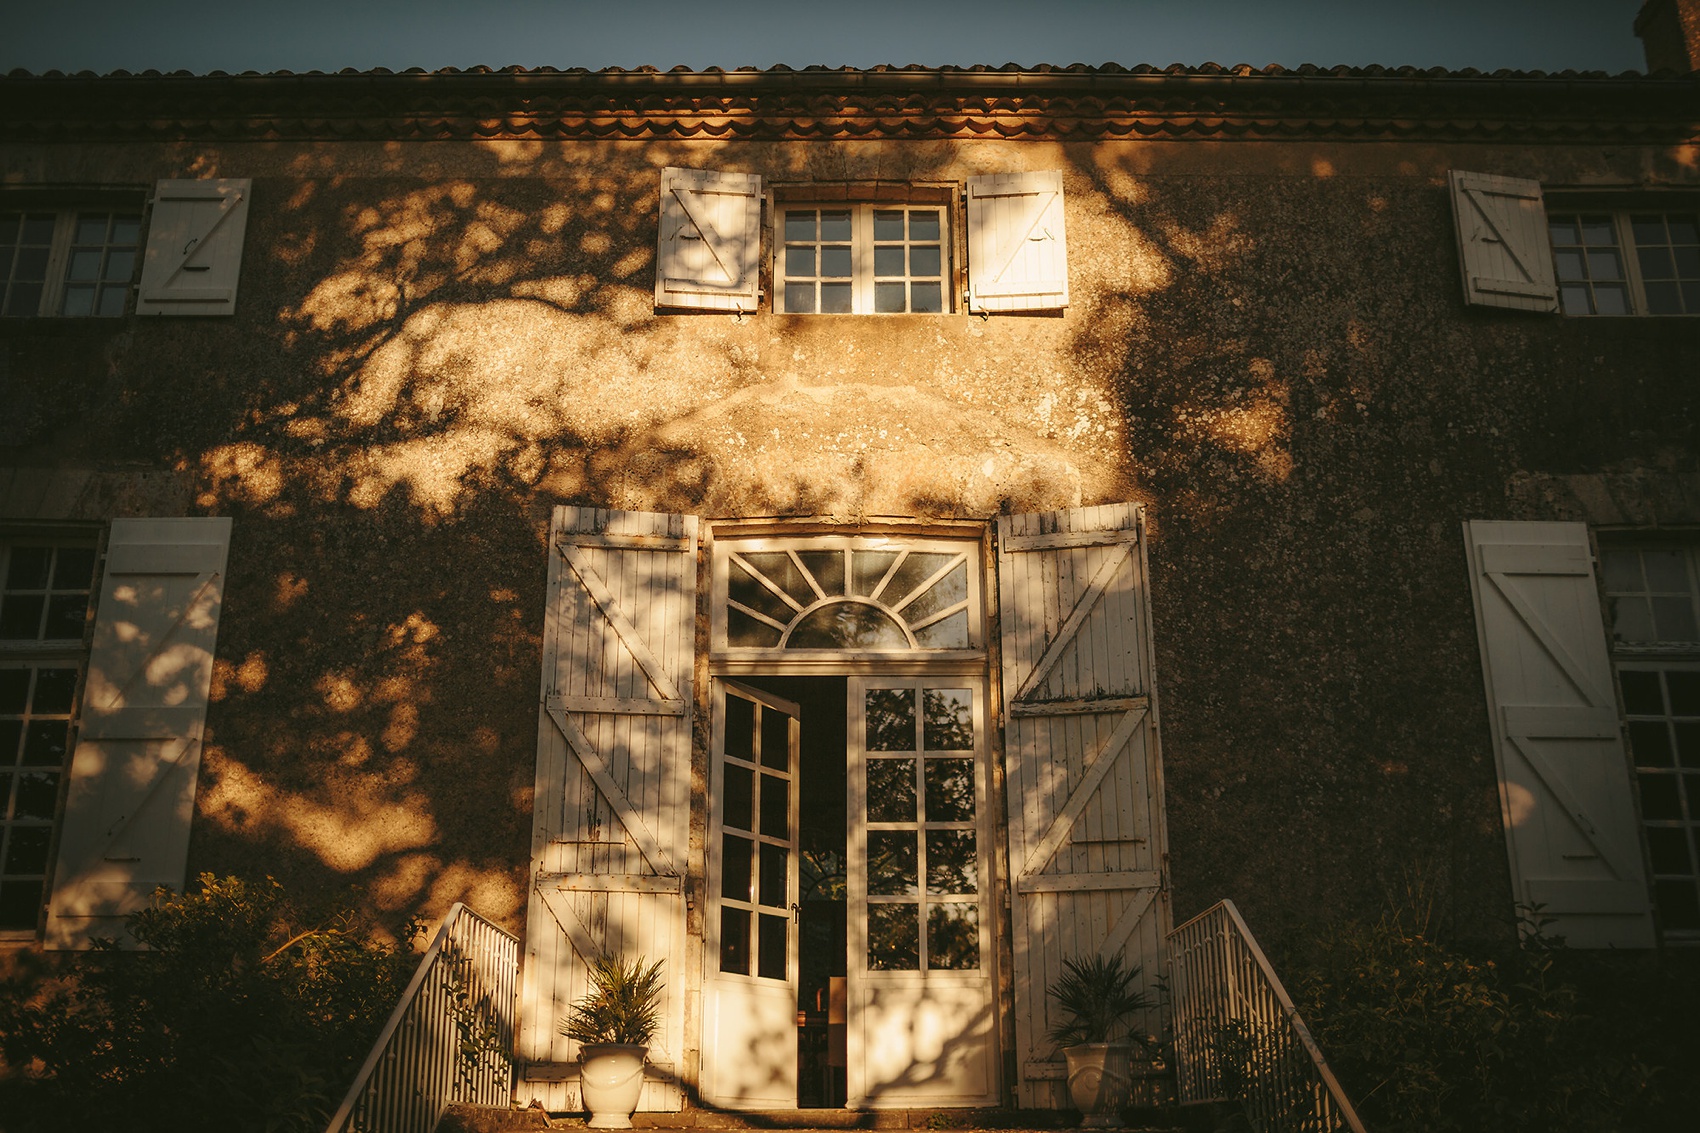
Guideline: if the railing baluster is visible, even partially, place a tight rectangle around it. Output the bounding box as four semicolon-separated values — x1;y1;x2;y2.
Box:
324;903;522;1133
1166;901;1367;1133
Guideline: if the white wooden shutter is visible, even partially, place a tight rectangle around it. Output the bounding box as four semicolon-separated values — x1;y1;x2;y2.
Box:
1448;170;1558;313
997;504;1168;1107
967;171;1069;314
518;507;696;1112
1464;521;1654;948
654;167;762;312
45;517;232;949
135;179;252;317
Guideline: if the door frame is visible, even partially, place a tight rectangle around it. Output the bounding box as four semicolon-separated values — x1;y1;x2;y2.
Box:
698;518;1007;1110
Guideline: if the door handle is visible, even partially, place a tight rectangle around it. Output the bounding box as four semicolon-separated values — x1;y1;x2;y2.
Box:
791;902;802;923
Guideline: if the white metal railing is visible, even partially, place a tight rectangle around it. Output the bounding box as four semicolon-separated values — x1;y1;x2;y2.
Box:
325;902;521;1133
1168;900;1367;1133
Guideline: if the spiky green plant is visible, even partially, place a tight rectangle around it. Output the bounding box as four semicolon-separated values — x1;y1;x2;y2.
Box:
1046;954;1151;1048
559;954;665;1047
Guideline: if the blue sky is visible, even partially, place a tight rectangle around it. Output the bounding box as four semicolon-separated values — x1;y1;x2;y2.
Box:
0;0;1650;75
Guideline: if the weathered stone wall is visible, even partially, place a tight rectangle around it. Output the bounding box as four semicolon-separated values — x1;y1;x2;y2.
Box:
2;133;1696;963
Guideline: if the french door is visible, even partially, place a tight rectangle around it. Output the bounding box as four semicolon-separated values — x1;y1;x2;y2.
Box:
846;676;998;1107
702;680;802;1108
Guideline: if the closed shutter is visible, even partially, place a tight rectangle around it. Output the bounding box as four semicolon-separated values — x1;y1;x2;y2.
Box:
1464;521;1654;948
1449;171;1558;313
966;171;1069;314
45;517;232;949
136;179;252;317
519;507;696;1112
997;504;1168;1107
654;167;762;312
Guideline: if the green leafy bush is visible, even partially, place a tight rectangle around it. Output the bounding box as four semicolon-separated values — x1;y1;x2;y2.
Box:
1298;903;1657;1133
0;874;417;1133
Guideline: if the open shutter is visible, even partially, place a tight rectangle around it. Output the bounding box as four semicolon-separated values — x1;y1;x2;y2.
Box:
997;504;1168;1107
1464;521;1654;948
654;167;762;312
1449;170;1558;313
136;179;251;317
967;171;1069;314
519;507;696;1111
45;517;231;949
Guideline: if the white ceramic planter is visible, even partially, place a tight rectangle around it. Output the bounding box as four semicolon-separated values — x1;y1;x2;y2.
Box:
579;1043;648;1129
1064;1041;1134;1128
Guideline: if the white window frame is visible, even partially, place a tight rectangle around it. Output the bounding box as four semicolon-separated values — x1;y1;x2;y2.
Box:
0;202;145;319
1546;205;1700;317
1598;539;1700;942
0;528;100;940
772;198;955;315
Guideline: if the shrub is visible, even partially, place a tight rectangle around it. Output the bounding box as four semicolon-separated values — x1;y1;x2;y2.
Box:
0;874;417;1133
1298;903;1656;1133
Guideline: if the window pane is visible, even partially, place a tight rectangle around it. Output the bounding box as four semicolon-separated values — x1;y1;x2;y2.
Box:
784;211;816;242
925;758;975;821
6;548;50;589
730;557;794;625
1600;548;1642;591
873;211;904;241
1579;217;1616;245
783;282;816;314
874;282;906;312
1645;281;1683;315
1553;249;1585;280
1653;596;1699;641
820;246;852;278
910;282;942;313
820;282;852;313
1548;216;1580;244
60;287;95;317
14;247;49;281
851;551;899;596
0;597;44;640
111;217;141;244
867;758;916;822
4;826;49;873
1675;246;1700;277
1669;217;1699;244
909;211;940;241
787;602;906;648
97;287;127;317
1655;880;1700;930
1643;551;1689;592
0;880;44;931
867;903;919;969
724;764;753;830
729;606;784;647
14;773;57;820
926;830;977;894
759;842;788;907
761;706;790;771
908;564;968;624
927;904;978;970
1632;216;1668;246
0;671;27;714
722;834;752;900
785;246;815;277
67;250;101;281
923;688;973;750
868;831;917;895
1639;246;1676;280
914;609;969;648
1670;672;1700;715
1593;284;1629;315
1622;671;1665;715
1631;721;1675;766
910;246;941;276
874;246;905;277
865;688;915;750
720;907;751;974
795;551;845;597
30;668;76;715
741;552;815;607
43;595;87;641
760;773;788;837
819;211;852;242
1641;774;1681;820
1648;827;1693;874
23;722;68;764
882;553;956;609
1559;284;1592;315
1586;249;1624;280
758;913;787;979
0;723;19;762
74;216;108;243
725;694;755;760
1613;596;1655;642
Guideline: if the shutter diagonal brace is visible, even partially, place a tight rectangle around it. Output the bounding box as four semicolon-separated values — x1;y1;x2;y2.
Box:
91;572;218;712
145;190;245;296
1012;543;1131;703
1462;185;1539;288
556;541;683;706
982;187;1058;288
545;697;677;878
1508;734;1641;876
1016;704;1147;881
669;185;738;287
1484;569;1612;707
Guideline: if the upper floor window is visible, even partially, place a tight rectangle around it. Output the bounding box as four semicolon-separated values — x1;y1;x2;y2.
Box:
1;209;142;318
1549;212;1700;317
776;204;950;315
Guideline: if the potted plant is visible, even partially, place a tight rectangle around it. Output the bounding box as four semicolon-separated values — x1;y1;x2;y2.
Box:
559;954;666;1129
1047;954;1153;1127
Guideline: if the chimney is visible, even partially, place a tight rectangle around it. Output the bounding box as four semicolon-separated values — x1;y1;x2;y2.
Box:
1636;0;1700;72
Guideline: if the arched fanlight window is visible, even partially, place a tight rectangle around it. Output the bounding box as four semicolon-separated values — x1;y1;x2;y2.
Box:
715;538;981;652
